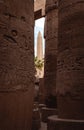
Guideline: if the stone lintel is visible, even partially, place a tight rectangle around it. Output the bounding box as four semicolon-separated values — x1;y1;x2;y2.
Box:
34;0;46;20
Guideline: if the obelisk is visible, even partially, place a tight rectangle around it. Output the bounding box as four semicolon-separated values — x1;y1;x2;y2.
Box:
36;31;44;78
0;0;34;129
37;31;43;60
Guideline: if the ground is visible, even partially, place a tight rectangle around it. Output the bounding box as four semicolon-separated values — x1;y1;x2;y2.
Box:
40;122;47;130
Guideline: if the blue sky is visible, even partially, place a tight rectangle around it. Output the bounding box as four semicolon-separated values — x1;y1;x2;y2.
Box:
34;17;45;56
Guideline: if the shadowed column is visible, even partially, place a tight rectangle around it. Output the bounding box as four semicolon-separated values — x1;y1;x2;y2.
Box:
44;0;58;107
0;0;34;129
56;0;84;129
41;0;58;122
47;0;84;130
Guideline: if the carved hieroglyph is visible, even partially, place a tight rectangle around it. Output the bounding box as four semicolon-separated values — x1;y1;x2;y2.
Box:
0;0;34;129
44;0;58;97
57;0;84;119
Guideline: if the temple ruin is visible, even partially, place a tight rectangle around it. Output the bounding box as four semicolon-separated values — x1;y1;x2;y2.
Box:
0;0;84;130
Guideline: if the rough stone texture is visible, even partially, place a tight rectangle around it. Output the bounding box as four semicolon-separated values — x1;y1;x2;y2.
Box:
44;0;58;100
0;0;34;129
56;0;84;120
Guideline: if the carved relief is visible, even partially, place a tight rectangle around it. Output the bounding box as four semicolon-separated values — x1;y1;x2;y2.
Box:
57;0;84;101
0;0;34;92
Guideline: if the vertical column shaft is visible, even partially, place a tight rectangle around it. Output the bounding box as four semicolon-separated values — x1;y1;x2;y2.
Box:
0;0;34;129
44;0;58;107
57;0;84;120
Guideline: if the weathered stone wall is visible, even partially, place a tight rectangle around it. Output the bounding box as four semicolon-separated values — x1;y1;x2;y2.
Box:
57;0;84;120
0;0;34;129
44;0;58;100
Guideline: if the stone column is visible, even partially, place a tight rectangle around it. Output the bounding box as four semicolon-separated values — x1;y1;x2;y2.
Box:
54;0;84;129
44;0;58;107
0;0;34;130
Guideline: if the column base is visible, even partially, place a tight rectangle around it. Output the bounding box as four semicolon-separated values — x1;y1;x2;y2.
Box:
47;115;84;130
41;107;58;122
